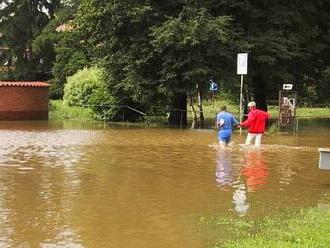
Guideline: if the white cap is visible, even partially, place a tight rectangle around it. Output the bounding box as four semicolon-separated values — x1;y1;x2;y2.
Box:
247;101;256;107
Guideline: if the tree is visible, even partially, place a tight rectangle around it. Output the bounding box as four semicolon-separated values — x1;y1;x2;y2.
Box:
74;0;234;124
74;1;170;121
150;6;232;126
0;0;61;80
30;0;91;99
217;0;330;108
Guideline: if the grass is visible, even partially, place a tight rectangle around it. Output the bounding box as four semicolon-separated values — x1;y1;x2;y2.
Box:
49;99;329;123
49;100;93;120
194;99;330;120
200;99;240;118
296;108;330;118
199;208;330;248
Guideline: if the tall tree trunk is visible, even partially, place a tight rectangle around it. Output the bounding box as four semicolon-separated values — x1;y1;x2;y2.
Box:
168;92;187;126
189;94;197;129
252;74;268;111
252;74;269;128
197;85;204;128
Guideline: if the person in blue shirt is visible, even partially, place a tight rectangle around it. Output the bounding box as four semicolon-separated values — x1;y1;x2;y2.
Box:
216;105;239;148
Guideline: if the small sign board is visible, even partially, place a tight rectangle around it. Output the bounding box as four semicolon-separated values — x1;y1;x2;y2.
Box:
283;84;293;90
237;53;248;75
209;79;218;91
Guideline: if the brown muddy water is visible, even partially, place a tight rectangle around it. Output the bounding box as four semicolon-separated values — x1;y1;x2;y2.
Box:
0;120;329;248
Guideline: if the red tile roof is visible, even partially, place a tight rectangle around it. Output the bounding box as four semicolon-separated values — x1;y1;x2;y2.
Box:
0;81;49;87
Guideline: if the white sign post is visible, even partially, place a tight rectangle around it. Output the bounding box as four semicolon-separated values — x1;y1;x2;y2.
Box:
237;53;248;134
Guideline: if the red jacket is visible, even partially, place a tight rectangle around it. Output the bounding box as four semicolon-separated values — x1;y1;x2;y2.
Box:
241;108;270;133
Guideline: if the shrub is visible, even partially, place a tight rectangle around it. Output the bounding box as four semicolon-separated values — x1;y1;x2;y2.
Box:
63;67;117;120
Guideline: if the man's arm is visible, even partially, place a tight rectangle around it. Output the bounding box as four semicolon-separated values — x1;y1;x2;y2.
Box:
232;116;239;126
240;112;254;127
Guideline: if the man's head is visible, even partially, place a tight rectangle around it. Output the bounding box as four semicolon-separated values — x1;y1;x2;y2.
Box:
220;105;227;112
247;101;256;110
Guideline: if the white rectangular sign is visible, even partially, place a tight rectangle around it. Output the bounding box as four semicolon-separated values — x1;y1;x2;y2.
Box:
283;84;293;90
237;53;248;75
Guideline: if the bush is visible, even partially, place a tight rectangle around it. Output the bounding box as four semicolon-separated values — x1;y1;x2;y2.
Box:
63;67;117;120
49;100;93;120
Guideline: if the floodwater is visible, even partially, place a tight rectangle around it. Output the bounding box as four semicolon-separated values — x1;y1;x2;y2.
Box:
0;120;329;248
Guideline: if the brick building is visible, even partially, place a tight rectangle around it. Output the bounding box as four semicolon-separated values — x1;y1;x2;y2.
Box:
0;81;49;120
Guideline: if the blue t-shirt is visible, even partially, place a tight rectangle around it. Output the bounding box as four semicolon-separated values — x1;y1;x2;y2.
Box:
216;111;239;130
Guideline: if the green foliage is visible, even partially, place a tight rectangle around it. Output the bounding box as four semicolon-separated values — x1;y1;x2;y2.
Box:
150;7;233;94
64;66;106;106
49;100;93;120
63;67;117;120
214;0;330;108
0;0;61;80
2;0;330;117
32;8;77;83
48;79;64;100
74;1;238;122
74;0;170;120
207;208;330;248
52;32;89;90
32;5;89;98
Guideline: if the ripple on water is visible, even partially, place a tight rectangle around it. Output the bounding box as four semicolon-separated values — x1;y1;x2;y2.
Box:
0;126;329;248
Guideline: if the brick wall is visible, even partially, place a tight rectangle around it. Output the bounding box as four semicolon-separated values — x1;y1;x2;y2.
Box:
0;86;49;120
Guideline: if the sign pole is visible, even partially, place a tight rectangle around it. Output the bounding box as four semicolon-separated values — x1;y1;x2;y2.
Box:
212;90;215;111
237;53;248;136
239;74;243;135
209;79;218;129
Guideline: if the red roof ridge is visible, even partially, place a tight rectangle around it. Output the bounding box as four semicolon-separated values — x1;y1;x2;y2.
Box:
0;81;49;87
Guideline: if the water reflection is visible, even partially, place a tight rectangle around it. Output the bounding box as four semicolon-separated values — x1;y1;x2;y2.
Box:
0;129;96;248
0;120;329;248
232;184;249;216
214;148;249;216
241;149;268;192
215;150;233;186
214;147;269;216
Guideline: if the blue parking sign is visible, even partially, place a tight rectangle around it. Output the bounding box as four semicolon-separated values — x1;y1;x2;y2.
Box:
209;79;218;91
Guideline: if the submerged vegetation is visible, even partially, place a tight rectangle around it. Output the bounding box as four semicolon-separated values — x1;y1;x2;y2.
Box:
49;100;93;121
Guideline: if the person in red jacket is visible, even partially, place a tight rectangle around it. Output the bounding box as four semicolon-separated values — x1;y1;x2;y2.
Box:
239;101;270;147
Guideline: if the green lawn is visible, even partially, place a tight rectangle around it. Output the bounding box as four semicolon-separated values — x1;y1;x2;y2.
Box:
193;99;330;120
296;108;330;118
205;208;330;248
